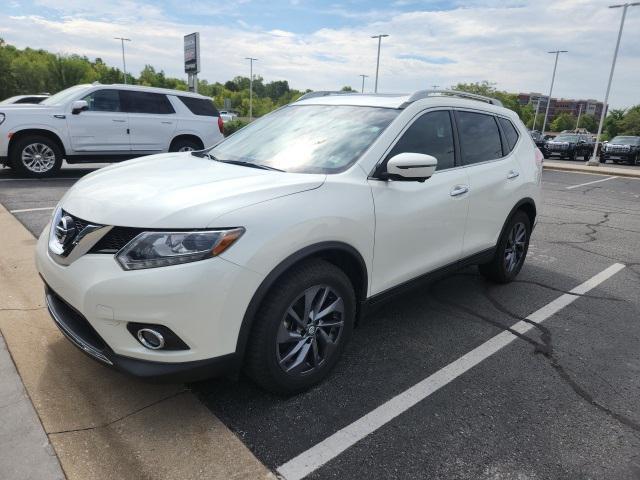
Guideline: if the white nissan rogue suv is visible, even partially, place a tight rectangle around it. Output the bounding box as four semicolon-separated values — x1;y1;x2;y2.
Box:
36;90;543;394
0;83;224;177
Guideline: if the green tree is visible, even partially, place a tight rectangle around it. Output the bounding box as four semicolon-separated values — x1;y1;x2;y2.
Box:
452;81;522;119
604;109;625;138
550;112;577;132
620;106;640;135
577;113;597;132
341;85;356;92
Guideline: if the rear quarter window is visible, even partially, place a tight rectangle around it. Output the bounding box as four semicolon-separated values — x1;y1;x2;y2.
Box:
178;96;220;117
498;117;520;153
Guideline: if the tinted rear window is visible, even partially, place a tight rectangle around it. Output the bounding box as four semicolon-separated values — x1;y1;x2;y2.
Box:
178;96;219;116
455;111;503;165
122;91;175;114
498;117;520;153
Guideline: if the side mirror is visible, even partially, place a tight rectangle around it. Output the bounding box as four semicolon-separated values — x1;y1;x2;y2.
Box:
382;152;438;182
71;100;88;115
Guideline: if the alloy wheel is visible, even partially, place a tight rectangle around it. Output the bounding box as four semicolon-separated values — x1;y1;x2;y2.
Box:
21;143;56;173
276;285;344;376
504;222;527;273
178;146;195;152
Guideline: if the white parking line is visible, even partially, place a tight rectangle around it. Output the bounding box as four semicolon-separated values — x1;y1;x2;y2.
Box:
566;176;618;190
277;262;626;480
9;206;56;214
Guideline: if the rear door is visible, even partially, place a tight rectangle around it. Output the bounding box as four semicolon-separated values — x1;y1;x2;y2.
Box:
369;109;470;294
455;110;524;257
121;91;177;152
66;89;130;152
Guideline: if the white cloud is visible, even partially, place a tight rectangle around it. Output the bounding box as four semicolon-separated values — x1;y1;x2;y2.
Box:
1;0;639;108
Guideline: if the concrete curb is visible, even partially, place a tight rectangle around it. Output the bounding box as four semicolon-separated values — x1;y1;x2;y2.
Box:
543;161;640;179
0;205;275;480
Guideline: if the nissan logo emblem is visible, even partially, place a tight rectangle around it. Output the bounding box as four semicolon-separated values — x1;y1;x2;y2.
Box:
55;215;77;247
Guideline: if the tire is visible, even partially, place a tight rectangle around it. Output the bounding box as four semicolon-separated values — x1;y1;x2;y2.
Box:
169;138;202;152
10;135;63;178
479;210;531;284
244;259;356;395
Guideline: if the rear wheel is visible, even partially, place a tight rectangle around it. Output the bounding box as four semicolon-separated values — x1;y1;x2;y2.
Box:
244;259;355;394
10;135;63;177
169;138;202;152
479;211;531;284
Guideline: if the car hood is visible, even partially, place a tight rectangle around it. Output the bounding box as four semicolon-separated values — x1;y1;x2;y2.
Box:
0;104;57;112
59;152;326;228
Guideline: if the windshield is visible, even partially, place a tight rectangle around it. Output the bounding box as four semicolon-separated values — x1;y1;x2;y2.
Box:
610;136;640;145
553;135;579;142
41;85;90;106
210;105;399;173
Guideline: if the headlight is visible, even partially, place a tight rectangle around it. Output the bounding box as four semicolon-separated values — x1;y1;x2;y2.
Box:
0;113;5;125
115;228;244;270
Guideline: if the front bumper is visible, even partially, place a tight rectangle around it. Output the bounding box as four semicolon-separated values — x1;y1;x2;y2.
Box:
602;152;635;162
36;223;264;381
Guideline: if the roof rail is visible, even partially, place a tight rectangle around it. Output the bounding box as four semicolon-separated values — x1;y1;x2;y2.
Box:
295;91;352;102
400;89;503;108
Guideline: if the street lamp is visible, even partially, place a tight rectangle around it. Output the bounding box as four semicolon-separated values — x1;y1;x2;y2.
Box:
359;74;369;93
588;2;639;166
245;57;257;121
371;34;388;93
114;37;131;84
540;50;568;135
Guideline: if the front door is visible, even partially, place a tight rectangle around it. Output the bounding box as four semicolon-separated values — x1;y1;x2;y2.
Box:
369;110;470;295
67;89;130;152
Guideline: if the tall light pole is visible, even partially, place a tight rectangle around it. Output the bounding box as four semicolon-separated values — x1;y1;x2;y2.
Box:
575;104;583;130
588;2;639;166
114;37;131;84
540;50;567;135
532;96;542;131
359;74;369;93
371;34;388;93
245;57;257;121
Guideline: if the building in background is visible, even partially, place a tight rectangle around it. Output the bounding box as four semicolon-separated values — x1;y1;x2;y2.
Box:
517;93;607;130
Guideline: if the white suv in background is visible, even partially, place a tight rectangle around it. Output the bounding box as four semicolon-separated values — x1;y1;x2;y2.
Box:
36;90;543;394
0;83;225;177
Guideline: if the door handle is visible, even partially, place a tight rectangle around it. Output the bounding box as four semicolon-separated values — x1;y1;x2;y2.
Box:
161;121;173;125
507;170;520;179
450;185;469;197
112;119;126;123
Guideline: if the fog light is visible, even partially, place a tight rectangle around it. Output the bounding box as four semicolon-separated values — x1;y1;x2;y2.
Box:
137;328;165;350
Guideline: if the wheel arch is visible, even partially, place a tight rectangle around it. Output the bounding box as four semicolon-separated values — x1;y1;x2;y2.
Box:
169;134;204;151
8;128;66;158
499;197;537;242
234;241;368;363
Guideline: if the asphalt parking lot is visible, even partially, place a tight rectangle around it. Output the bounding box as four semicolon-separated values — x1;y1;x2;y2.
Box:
1;163;639;479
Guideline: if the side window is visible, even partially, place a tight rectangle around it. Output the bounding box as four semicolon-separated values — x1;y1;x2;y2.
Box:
498;117;520;153
386;110;455;170
456;111;503;165
82;89;121;112
122;91;175;114
178;96;220;117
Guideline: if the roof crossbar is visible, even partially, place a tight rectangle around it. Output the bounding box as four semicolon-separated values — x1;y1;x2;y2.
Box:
400;89;503;108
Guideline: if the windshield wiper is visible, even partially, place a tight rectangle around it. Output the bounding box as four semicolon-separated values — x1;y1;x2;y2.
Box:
217;159;284;172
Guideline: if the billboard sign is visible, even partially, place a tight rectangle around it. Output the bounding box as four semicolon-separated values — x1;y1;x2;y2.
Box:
184;32;200;74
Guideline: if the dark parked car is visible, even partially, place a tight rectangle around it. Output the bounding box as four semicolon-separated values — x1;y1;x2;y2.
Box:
602;136;640;165
544;133;594;161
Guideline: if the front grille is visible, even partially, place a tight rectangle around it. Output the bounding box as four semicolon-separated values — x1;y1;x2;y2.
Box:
548;143;568;151
45;286;113;365
89;227;143;254
607;144;630;153
63;211;91;235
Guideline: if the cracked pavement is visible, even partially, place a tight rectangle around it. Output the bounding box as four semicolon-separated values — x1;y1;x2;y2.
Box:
1;165;639;479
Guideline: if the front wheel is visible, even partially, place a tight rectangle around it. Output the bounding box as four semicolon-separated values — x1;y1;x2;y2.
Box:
479;211;531;284
244;259;356;394
10;135;63;177
169;138;202;152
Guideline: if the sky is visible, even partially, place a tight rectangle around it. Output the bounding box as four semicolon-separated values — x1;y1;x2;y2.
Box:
1;0;639;109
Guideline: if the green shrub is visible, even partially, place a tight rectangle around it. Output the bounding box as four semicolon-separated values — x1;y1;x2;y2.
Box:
223;119;250;136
